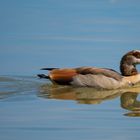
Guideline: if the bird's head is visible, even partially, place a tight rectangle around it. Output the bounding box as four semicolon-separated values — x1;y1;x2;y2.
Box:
126;50;140;64
120;50;140;76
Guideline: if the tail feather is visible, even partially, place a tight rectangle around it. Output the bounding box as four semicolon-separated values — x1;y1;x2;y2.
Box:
37;74;50;79
41;68;58;71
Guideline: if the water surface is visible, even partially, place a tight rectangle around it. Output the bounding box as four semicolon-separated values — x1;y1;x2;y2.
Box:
1;0;140;140
0;76;140;140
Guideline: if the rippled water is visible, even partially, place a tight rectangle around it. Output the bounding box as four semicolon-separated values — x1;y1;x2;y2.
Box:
0;76;140;140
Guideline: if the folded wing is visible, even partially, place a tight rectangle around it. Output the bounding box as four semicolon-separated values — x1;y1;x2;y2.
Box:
47;67;123;87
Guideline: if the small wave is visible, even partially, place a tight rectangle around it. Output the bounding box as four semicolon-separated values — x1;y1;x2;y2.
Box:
0;75;45;100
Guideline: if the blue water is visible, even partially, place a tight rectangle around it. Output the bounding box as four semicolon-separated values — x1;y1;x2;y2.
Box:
1;0;140;75
1;0;140;140
0;76;140;140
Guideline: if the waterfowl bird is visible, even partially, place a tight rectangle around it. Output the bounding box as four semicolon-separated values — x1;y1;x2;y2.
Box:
38;50;140;89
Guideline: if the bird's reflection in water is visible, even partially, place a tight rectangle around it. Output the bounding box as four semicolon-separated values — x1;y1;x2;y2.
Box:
39;84;140;117
121;92;140;117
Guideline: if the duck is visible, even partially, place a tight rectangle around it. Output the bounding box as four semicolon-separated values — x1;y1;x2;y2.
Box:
37;50;140;89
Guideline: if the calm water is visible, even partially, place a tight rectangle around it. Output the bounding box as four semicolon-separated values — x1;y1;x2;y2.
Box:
1;0;140;140
0;76;140;140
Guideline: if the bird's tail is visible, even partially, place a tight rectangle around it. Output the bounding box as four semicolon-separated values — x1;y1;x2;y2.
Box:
37;74;50;79
37;67;58;79
41;68;58;71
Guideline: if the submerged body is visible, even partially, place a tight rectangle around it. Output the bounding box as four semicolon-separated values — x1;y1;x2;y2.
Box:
38;50;140;89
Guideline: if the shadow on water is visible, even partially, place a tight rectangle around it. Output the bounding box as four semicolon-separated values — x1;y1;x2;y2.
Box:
39;84;140;117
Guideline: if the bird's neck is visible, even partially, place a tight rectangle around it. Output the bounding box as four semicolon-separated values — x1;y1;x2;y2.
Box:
120;63;138;76
120;57;138;76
